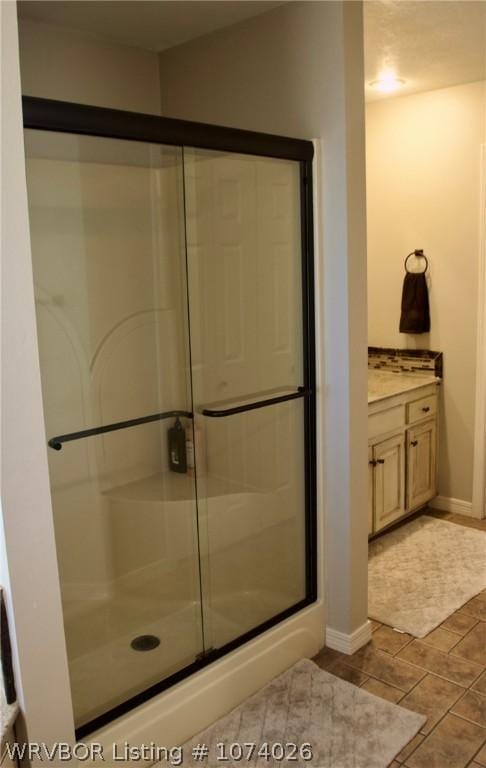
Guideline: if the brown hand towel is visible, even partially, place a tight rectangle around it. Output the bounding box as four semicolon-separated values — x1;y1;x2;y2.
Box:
399;272;430;334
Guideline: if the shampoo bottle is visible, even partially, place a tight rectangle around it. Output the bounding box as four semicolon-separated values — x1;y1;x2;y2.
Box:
168;418;187;473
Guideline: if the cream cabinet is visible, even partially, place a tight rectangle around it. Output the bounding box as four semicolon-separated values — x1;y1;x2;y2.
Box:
407;420;437;510
368;383;439;536
371;433;406;532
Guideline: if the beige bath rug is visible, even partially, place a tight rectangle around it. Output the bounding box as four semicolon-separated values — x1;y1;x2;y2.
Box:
369;515;486;637
181;659;425;768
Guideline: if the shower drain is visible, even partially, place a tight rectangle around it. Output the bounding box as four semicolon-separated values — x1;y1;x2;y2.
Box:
131;634;161;652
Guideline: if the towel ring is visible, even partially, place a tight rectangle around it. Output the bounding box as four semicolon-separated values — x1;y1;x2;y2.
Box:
404;249;428;274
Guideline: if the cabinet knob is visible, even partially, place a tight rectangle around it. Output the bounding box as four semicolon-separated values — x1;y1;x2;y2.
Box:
422;406;430;412
376;458;385;464
411;440;418;447
369;459;377;466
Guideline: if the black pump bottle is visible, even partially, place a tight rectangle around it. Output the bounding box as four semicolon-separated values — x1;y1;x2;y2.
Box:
168;417;187;473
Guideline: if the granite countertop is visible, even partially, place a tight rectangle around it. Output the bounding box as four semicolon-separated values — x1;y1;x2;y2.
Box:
368;369;439;404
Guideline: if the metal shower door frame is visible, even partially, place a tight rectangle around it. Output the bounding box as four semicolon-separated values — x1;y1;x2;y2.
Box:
22;95;317;739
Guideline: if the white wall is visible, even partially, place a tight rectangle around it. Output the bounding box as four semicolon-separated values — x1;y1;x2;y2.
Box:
366;81;486;504
18;18;161;114
1;2;75;753
158;1;370;644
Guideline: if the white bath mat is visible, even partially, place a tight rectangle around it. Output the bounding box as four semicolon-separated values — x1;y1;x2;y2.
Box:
181;659;425;768
369;515;486;637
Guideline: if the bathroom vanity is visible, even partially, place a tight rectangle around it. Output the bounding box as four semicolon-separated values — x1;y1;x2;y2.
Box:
368;369;440;536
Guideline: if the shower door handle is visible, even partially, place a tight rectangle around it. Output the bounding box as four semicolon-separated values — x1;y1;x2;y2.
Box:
48;409;193;450
201;387;312;418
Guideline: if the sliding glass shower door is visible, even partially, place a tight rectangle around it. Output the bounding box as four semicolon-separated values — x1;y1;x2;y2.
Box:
184;148;309;650
23;101;315;737
24;130;205;729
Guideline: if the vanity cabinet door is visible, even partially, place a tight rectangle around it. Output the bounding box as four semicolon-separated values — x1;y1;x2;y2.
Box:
407;420;437;510
373;433;405;532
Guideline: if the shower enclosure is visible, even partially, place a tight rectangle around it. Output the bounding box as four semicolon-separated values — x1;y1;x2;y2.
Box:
22;97;316;737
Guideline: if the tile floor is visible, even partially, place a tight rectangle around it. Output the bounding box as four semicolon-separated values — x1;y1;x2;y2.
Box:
314;510;486;768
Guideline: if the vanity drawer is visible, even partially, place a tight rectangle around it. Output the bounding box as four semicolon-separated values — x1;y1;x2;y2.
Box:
368;405;404;439
407;394;437;424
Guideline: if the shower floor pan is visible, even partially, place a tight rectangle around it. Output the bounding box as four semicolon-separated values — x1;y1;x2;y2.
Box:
62;472;301;728
65;588;290;729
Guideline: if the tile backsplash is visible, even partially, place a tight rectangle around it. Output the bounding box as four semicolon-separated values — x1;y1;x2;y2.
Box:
368;347;443;378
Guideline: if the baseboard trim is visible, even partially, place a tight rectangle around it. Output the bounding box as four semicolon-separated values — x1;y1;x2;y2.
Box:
326;620;372;655
430;495;474;518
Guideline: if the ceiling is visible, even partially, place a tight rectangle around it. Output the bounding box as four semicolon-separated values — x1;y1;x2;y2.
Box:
17;1;284;53
18;0;486;99
364;1;486;101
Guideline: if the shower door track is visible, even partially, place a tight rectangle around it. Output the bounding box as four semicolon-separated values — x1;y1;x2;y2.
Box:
22;95;317;740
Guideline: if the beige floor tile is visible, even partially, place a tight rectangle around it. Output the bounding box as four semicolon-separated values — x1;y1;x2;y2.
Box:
404;714;485;768
327;659;368;686
396;733;424;763
398;640;483;687
472;670;486;696
457;518;486;531
440;612;478;636
344;645;425;692
431;512;486;531
422;627;461;653
360;676;403;703
313;646;342;670
459;595;486;621
450;622;486;667
370;512;486;768
370;619;382;632
450;688;486;728
426;510;486;531
474;742;486;766
371;625;413;655
399;673;464;735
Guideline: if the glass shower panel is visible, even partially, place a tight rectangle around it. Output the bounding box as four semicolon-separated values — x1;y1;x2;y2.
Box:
183;148;307;649
24;130;204;728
